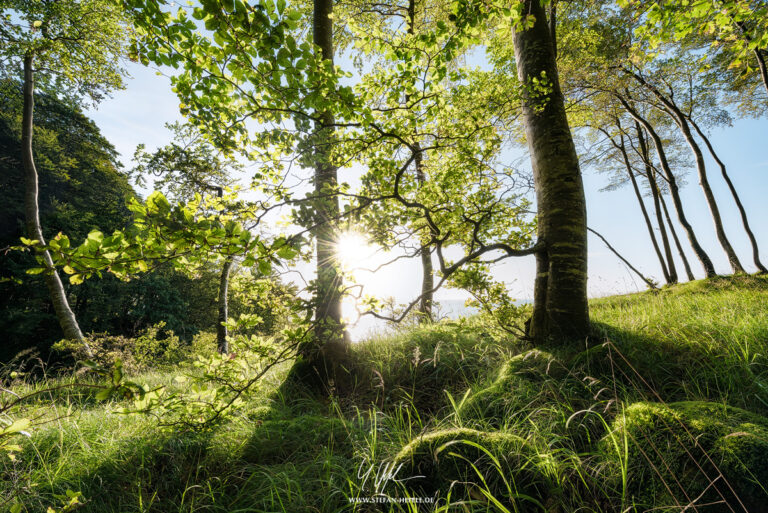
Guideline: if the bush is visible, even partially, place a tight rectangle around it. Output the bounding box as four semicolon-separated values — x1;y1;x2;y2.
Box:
53;322;182;373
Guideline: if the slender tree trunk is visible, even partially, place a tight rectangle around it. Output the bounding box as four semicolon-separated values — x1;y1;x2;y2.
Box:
217;257;234;354
406;0;434;322
688;116;766;273
613;130;671;283
660;190;696;281
22;54;90;353
630;72;745;273
514;0;589;343
619;96;717;277
304;0;347;385
414;148;434;321
635;123;678;283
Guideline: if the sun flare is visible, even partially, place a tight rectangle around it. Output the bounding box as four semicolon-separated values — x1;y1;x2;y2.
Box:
335;231;377;271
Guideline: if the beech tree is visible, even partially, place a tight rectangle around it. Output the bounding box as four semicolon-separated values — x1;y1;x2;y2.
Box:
131;123;242;353
626;0;768;107
0;0;128;350
511;0;589;341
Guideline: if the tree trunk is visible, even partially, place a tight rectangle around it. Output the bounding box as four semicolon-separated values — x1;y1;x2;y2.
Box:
407;0;434;322
630;72;745;273
22;54;90;353
414;149;434;321
304;0;347;385
619;96;716;277
614;130;671;283
660;189;696;281
217;257;234;354
688;116;766;273
635;123;678;283
514;0;589;343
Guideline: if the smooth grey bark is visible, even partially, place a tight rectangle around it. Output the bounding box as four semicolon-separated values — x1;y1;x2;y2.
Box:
629;72;745;274
619;96;717;277
217;257;234;354
22;54;91;353
514;0;589;343
659;189;696;281
687;116;766;273
610;128;671;283
303;0;347;385
414;148;434;321
633;124;678;283
407;0;434;322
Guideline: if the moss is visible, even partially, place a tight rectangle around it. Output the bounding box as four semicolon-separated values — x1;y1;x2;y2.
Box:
393;427;555;507
241;415;352;464
457;350;578;426
602;401;768;512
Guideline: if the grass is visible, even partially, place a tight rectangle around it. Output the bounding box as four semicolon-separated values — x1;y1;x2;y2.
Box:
2;275;768;512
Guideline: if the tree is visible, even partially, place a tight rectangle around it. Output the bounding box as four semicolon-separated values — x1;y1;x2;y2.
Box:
0;0;128;350
307;0;347;381
627;0;768;107
337;0;532;326
0;82;134;357
624;64;746;274
511;0;590;341
123;0;363;388
131;123;242;353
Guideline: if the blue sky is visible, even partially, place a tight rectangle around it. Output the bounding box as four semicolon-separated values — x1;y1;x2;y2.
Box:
84;59;768;332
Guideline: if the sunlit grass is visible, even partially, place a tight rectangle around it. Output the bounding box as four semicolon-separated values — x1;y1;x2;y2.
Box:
3;275;768;511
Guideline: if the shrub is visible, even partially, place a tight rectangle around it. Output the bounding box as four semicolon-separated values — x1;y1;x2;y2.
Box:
53;322;182;373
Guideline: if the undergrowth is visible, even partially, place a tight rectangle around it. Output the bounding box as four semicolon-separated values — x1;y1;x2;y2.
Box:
2;275;768;512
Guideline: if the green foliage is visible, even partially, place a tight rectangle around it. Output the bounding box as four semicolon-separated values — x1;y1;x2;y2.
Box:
52;322;182;373
4;277;768;511
624;0;768;100
130;123;239;203
0;0;128;104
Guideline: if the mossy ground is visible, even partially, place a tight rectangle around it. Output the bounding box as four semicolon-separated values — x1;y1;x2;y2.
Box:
2;275;768;512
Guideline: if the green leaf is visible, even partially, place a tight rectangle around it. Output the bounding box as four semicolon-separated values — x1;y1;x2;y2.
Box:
1;418;30;435
146;192;171;214
276;245;297;259
95;388;113;401
19;237;39;246
25;267;46;275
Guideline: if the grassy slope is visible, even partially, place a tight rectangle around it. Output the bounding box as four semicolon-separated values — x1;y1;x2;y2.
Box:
2;275;768;512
